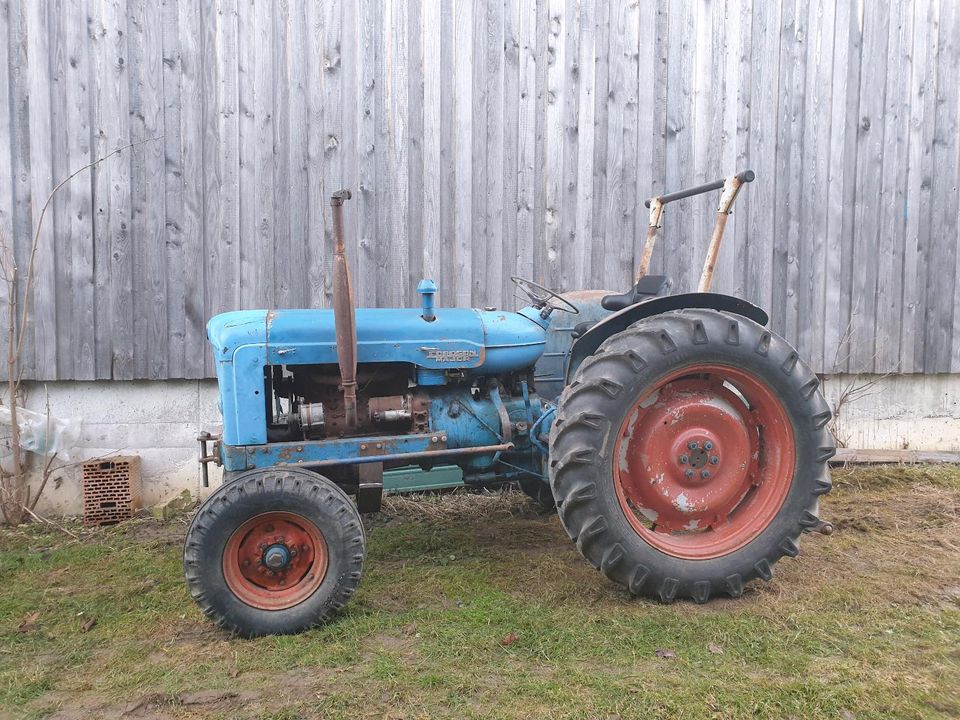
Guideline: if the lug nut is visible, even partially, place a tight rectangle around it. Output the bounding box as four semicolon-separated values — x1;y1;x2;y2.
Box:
687;441;698;450
710;456;719;465
679;454;689;464
704;441;714;450
685;469;695;479
701;469;710;479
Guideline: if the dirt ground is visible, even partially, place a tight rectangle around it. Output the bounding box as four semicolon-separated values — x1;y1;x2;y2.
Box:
1;464;958;720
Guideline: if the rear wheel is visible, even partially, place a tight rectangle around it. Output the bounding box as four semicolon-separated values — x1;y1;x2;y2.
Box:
183;467;365;636
549;309;834;602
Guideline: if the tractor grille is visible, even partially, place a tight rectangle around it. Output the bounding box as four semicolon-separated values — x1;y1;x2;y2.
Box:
82;456;141;526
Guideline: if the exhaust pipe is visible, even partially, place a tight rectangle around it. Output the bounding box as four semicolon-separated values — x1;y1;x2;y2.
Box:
330;189;358;430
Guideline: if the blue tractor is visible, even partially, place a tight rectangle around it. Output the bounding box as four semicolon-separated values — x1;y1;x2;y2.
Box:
186;173;835;636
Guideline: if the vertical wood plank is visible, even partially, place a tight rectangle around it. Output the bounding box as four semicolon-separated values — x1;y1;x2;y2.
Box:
689;0;722;291
849;1;889;372
772;0;807;346
542;0;563;292
572;0;595;291
822;0;861;372
648;0;670;276
273;0;294;308
515;0;537;290
453;0;472;306
719;0;751;299
930;0;959;371
237;0;256;309
303;0;325;308
178;0;206;378
90;0;134;379
355;0;377;308
501;0;520;307
0;0;15;379
288;0;309;309
468;0;488;305
250;0;273;309
663;0;696;293
421;0;442;288
128;0;168;379
873;0;912;371
900;0;937;373
601;0;627;289
796;0;835;368
379;0;408;308
161;0;185;378
483;0;504;306
25;0;57;380
556;0;580;294
49;0;72;380
437;2;456;305
0;0;13;279
405;0;423;303
617;0;639;289
743;0;779;319
633;0;660;282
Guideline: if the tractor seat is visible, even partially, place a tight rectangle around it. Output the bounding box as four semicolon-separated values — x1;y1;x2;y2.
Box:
601;275;672;311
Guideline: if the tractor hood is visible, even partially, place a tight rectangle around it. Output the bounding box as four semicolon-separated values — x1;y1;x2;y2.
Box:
207;306;548;376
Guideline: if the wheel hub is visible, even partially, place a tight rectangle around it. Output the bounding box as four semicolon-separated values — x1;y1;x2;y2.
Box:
263;543;292;570
614;365;795;559
222;512;328;610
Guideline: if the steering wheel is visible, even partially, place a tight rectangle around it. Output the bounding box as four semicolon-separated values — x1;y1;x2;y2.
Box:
510;276;580;315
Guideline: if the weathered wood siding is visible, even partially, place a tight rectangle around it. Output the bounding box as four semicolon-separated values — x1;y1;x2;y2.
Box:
2;0;958;379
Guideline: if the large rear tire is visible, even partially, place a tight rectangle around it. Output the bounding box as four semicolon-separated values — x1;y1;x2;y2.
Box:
183;467;365;636
549;309;834;602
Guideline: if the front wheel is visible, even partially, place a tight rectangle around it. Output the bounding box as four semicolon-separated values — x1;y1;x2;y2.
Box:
183;467;365;636
549;309;834;603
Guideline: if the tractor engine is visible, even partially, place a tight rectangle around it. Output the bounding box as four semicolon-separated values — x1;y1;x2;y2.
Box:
263;361;546;483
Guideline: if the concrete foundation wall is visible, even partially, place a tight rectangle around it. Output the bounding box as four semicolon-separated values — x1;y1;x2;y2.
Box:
20;380;225;516
19;373;960;516
820;374;960;451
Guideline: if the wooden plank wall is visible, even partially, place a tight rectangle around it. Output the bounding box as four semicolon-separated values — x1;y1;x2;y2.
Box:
2;0;959;380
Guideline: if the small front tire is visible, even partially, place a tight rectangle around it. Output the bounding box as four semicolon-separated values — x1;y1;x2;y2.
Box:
183;467;365;637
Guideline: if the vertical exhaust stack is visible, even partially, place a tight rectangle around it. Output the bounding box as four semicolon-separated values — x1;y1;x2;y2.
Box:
330;189;358;430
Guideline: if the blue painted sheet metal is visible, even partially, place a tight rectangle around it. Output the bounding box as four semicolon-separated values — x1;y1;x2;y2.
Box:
209;305;549;446
208;306;547;372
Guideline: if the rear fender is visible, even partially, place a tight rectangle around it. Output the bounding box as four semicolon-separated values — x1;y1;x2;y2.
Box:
564;293;769;382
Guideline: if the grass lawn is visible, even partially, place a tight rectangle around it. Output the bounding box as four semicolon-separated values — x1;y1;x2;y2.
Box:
1;465;958;719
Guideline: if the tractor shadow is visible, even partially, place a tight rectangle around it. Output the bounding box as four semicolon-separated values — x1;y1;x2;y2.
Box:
364;470;960;616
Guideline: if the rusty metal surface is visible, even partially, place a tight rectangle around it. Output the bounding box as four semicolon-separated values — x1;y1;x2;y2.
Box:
223;429;515;472
697;173;748;292
301;442;513;469
636;197;664;281
331;189;359;429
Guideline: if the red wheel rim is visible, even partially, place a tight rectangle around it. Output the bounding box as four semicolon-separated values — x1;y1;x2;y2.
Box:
222;511;328;610
613;363;795;559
